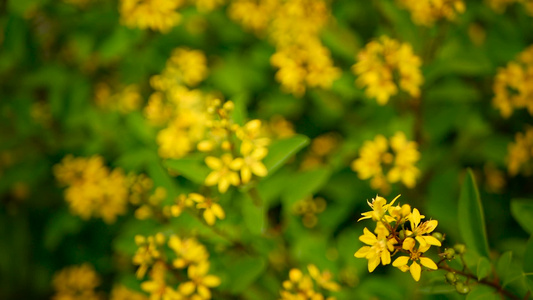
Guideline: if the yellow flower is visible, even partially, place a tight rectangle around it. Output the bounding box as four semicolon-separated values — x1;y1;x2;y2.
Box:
164;194;194;218
168;236;209;268
178;261;221;300
407;208;441;247
354;227;396;272
52;263;101;300
307;264;341;292
392;243;438;281
228;0;279;34
133;234;166;278
53;155;129;223
280;268;315;300
506;127;533;176
188;193;225;225
358;195;400;222
119;0;185;32
110;285;148;300
353;36;423;105
205;154;241;193
396;0;466;26
140;261;171;300
231;146;269;184
351;133;420;192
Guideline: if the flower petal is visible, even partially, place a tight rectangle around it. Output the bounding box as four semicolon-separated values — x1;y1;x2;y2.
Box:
410;261;421;281
392;256;410;267
419;257;438;270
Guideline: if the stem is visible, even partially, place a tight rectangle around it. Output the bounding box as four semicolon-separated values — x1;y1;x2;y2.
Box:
437;262;521;300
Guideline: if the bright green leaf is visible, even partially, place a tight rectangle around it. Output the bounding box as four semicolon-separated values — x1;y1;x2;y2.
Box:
282;168;331;206
511;199;533;235
241;194;266;235
477;257;492;281
524;236;533;293
226;256;267;294
164;158;210;185
458;169;490;257
497;251;513;284
263;135;310;176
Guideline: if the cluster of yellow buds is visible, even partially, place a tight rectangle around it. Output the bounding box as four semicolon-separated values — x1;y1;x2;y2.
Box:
229;0;340;96
119;0;185;32
132;233;220;299
354;195;441;281
202;100;271;193
94;82;142;114
161;193;225;226
293;196;327;228
493;45;533;118
51;263;102;300
133;187;168;220
301;133;341;170
353;36;423;105
396;0;466;26
53;155;130;223
507;127;533;176
280;264;341;300
351;132;420;194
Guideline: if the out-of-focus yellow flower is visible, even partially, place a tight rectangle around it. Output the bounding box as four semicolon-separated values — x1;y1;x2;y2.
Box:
396;0;465;26
483;164;506;193
95;83;142;114
190;0;225;12
119;0;185;32
178;261;221;299
110;285;148;300
152;48;208;88
53;155;129;223
301;133;341;170
52;263;101;300
267;115;295;139
353;36;423;105
188;193;225;225
486;0;533;15
493;45;533;118
280;266;340;300
168;235;209;268
293;196;327;228
164;194;194;218
133;233;167;278
507;127;533;176
140;261;171;300
351;132;420;193
205;154;241;193
228;0;279;34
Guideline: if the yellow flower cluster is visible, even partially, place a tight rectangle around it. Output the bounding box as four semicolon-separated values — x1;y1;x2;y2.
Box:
507;127;533;176
132;233;220;299
144;48;213;159
351;132;420;193
301;133;340;170
119;0;185;32
493;45;533;118
133;186;168;220
52;263;101;300
202;101;271;193
53;155;130;223
280;265;340;300
353;36;423;105
354;195;441;281
293;196;327;228
190;0;225;12
110;285;148;300
94;83;142;114
229;0;341;96
396;0;466;26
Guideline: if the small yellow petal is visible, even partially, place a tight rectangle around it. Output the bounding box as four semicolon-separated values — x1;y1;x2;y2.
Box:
419;257;438;270
392;256;409;267
205;157;222;170
410;261;421;281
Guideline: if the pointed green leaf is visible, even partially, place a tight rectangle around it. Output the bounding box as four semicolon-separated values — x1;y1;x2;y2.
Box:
241;194;266;235
511;199;533;235
164;158;210;185
477;257;492;281
225;256;267;294
523;237;533;292
458;169;490;257
497;251;513;284
263;135;310;176
282;168;332;206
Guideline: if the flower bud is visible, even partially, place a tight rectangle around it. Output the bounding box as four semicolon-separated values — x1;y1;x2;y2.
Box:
445;272;457;284
445;248;456;260
432;232;444;242
455;282;470;294
399;230;406;240
454;244;466;254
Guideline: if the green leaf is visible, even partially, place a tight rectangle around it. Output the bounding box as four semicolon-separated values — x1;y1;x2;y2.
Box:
477;257;492;281
497;251;513;284
230;93;248;126
241;194;266;235
511;199;533;235
458;169;490;257
164;158;210;185
282;168;332;206
44;210;83;251
263;135;310;176
465;285;500;300
225;256;267;294
524;236;533;292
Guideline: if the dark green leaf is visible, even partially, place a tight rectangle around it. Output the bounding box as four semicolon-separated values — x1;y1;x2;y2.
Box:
477;257;492;281
511;199;533;235
496;251;513;284
458;169;490;257
465;285;500;300
524;236;533;293
164;158;210;185
282;168;331;206
225;256;267;294
241;194;266;235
